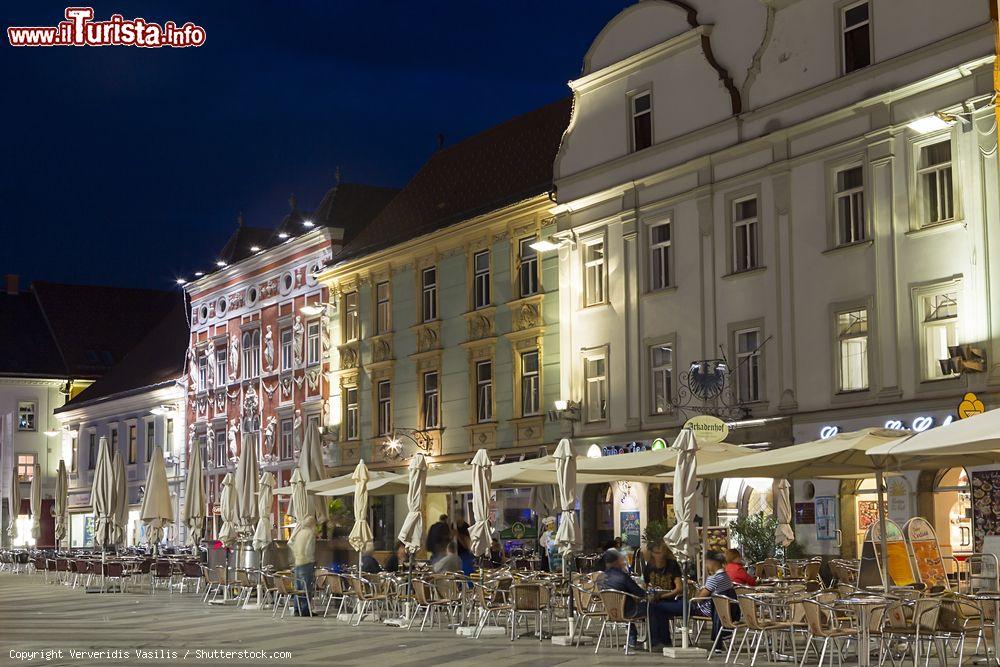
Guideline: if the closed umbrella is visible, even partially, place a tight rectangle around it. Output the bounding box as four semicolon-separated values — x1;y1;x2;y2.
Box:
7;464;20;542
665;429;698;651
112;452;127;547
469;449;493;557
774;479;794;547
348;460;372;570
54;460;68;549
397;453;427;553
139;446;174;553
554;439;577;556
91;437;115;550
253;472;275;551
183;439;205;547
235;436;260;537
298;423;329;527
29;463;41;542
217;472;238;548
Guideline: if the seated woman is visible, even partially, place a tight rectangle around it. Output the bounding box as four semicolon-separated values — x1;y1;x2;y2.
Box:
643;543;684;600
383;541;407;573
724;548;756;586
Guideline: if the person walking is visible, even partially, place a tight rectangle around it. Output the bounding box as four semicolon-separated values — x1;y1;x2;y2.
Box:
426;514;451;562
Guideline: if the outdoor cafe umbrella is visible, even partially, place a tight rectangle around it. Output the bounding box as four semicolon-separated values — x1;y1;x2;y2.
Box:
235;437;260;536
299;423;329;528
774;479;795;547
112;451;128;547
469;448;493;557
29;463;41;541
183;438;205;547
554;439;577;556
7;463;20;541
665;429;698;651
397;453;427;553
867;408;1000;459
91;437;115;550
348;460;373;567
253;472;275;551
139;446;174;552
54;460;68;549
217;472;238;548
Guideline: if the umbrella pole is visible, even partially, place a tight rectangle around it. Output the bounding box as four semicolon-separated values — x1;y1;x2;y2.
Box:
875;470;890;594
680;554;690;650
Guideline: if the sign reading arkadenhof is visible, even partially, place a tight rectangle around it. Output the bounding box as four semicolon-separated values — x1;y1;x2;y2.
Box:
683;415;729;443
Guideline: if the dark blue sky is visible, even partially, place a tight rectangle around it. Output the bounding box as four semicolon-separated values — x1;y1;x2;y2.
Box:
1;1;627;289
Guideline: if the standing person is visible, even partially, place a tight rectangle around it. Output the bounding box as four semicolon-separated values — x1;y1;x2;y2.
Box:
538;516;556;570
288;514;316;617
724;548;756;586
600;549;673;649
426;514;451;562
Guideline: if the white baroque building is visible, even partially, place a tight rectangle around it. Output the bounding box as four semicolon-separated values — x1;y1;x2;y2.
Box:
552;0;998;555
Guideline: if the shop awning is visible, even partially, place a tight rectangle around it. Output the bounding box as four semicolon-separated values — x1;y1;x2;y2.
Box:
867;408;1000;460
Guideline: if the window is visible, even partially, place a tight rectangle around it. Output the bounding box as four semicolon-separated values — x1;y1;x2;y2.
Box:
837;309;869;392
16;402;35;431
16;454;35;483
215;428;227;467
841;1;871;73
476;361;493;423
241;329;261;379
375;281;391;334
280;327;293;372
127;424;137;464
732;196;759;273
343;291;360;341
918;139;954;225
345;387;359;440
584;355;608;422
146;421;156;462
71;435;78;473
166;419;174;453
215;346;227;384
583;239;606;307
279;419;294;460
197;352;208;391
421;267;437;322
88;434;97;470
630;91;652;152
835;165;866;245
735;328;762;402
377;380;392;436
306;320;321;366
920;290;959;380
520;351;541;416
650;344;673;414
473;250;491;309
422;371;440;429
110;426;118;456
518;237;539;297
649;220;672;290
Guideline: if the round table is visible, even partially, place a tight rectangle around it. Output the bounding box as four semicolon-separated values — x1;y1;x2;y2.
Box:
966;592;1000;665
835;597;888;667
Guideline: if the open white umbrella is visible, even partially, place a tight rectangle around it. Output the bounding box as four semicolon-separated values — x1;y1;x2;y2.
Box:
183;439;205;547
347;460;373;567
7;464;20;542
112;452;127;547
774;479;794;547
54;460;68;549
665;429;698;651
253;472;275;551
554;439;577;556
298;423;329;527
217;472;238;548
140;446;174;552
29;463;41;541
91;437;115;550
235;436;260;537
867;409;1000;459
397;453;427;553
469;449;493;557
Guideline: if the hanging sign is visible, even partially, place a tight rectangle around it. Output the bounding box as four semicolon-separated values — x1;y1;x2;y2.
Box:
958;392;985;419
683;415;729;443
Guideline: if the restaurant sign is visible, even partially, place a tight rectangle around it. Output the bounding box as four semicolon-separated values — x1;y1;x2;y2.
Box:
684;415;729;443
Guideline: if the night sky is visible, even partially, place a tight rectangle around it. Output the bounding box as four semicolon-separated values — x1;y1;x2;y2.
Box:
1;1;628;290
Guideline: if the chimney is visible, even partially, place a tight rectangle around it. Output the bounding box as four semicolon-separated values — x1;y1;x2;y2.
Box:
4;274;18;295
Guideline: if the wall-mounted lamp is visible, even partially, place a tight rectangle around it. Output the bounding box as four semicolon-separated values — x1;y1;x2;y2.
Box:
300;302;327;316
907;111;961;135
43;430;61;437
548;399;581;423
529;238;561;253
150;405;175;416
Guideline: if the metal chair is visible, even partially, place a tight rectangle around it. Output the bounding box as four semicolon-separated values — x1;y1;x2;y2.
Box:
595;588;647;655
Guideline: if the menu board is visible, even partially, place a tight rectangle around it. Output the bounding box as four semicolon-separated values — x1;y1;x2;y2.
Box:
858;500;889;531
864;519;916;587
815;496;838;541
904;517;948;589
620;511;641;548
971;470;1000;552
703;526;730;554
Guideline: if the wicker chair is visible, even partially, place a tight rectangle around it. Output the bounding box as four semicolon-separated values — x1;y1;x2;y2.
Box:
272;575;308;619
709;594;745;662
595;588;647;654
409;577;455;631
798;599;860;667
322;572;351;618
472;580;513;638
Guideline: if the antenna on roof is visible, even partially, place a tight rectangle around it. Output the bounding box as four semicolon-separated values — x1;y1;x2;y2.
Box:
334;166;341;185
437;133;445;150
288;193;297;211
236;211;244;227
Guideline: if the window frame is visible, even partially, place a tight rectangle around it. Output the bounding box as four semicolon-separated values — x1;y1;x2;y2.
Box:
833;163;867;246
215;345;228;384
629;88;653;153
473;249;491;310
344;386;360;441
127;422;138;464
306;319;321;366
583;351;608;423
241;329;261;379
520;350;541;417
518;236;540;298
912;279;962;382
16;401;36;432
15;453;36;483
913;133;958;228
421;266;438;322
279;418;294;461
840;0;872;74
375;281;391;335
649;341;674;416
215;428;227;467
582;236;607;307
343;291;360;342
376;379;392;436
145;419;156;462
730;194;760;274
733;326;763;404
421;371;440;429
647;217;673;291
475;360;494;424
834;306;871;393
280;326;293;372
87;431;97;471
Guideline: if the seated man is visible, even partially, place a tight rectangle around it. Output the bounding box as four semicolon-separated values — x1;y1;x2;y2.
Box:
600;549;673;649
360;542;382;574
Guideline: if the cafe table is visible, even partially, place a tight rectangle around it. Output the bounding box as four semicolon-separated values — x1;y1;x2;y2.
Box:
966;591;1000;665
835;596;888;667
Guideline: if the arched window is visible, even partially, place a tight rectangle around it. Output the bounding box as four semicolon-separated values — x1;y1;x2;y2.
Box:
242;329;261;378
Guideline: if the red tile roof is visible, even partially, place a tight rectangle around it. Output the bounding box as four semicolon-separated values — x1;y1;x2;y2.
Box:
335;97;572;263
